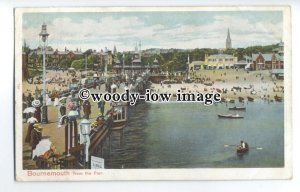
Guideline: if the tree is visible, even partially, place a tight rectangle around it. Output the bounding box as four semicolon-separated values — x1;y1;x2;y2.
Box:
223;48;235;55
84;49;94;56
59;57;71;69
22;43;30;80
87;54;97;64
191;48;201;61
71;59;84;70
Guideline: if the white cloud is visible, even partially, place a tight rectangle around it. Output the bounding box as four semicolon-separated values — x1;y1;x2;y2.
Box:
23;14;283;51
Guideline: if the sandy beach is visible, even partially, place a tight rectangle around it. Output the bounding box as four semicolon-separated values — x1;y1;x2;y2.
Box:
151;69;284;100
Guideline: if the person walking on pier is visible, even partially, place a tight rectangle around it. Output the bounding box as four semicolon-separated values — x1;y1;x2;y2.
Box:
83;100;91;119
30;123;43;158
98;100;105;116
25;114;38;143
59;103;67;124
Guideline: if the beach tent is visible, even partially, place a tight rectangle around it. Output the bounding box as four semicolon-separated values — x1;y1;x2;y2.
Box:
245;63;251;70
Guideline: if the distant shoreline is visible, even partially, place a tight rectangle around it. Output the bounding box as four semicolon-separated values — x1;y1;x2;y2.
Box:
150;69;284;101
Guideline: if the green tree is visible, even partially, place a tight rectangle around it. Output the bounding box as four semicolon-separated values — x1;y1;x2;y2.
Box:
59;57;71;69
84;49;94;56
87;54;98;64
22;43;31;80
191;48;202;61
71;59;84;70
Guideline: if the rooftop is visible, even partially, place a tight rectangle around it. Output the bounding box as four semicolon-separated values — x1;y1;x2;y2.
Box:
252;53;283;62
191;61;205;65
207;54;235;58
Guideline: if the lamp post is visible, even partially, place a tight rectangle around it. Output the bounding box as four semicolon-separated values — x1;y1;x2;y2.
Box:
122;53;125;76
186;54;190;80
85;54;88;78
80;119;91;168
131;57;134;77
39;23;49;124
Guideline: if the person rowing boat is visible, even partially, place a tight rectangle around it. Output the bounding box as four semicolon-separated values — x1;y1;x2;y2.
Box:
237;140;249;154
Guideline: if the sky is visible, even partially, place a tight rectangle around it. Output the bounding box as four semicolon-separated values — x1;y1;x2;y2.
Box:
22;11;283;52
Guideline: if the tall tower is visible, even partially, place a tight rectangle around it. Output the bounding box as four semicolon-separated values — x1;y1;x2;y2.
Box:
138;41;142;60
113;45;117;55
226;28;232;49
134;43;138;53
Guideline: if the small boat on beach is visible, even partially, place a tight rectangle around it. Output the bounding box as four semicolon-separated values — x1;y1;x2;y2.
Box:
203;82;213;86
228;106;246;110
218;114;244;119
247;96;254;102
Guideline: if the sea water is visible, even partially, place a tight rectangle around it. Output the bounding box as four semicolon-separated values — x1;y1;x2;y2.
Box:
102;100;284;168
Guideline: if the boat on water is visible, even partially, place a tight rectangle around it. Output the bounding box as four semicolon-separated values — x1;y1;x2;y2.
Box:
274;95;283;102
218;114;244;119
238;97;244;102
228;106;246;110
225;98;235;103
106;103;128;130
237;143;249;154
237;146;249;154
247;96;254;102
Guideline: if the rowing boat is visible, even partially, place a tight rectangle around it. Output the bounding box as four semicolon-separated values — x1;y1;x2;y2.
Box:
228;106;246;110
218;114;244;119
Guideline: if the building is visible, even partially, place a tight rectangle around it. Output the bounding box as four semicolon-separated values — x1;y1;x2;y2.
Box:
28;47;84;69
188;54;240;78
251;53;283;70
226;28;232;49
101;47;113;66
250;41;284;70
151;58;160;73
204;53;238;69
112;42;160;75
272;40;284;56
271;69;284;79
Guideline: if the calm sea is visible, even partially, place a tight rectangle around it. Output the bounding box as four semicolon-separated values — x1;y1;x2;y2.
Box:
99;100;284;168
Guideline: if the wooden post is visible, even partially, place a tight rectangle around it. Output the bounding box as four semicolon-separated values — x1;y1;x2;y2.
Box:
100;144;103;158
108;135;112;154
65;121;68;155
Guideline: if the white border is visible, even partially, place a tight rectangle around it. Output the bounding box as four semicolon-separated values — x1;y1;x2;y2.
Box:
0;0;299;191
14;6;292;181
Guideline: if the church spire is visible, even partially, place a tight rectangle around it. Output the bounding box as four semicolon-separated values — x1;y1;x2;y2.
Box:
226;28;232;49
113;44;117;55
